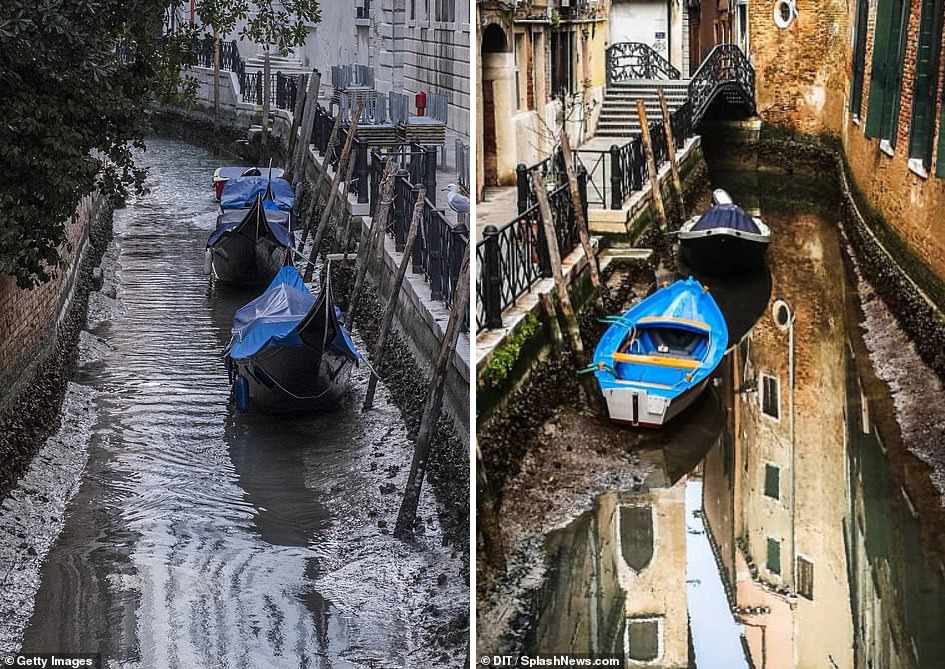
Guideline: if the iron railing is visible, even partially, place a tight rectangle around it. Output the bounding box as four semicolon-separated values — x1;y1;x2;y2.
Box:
239;71;301;108
369;146;438;213
456;139;470;193
606;42;681;85
476;168;585;332
193;38;245;76
688;44;755;126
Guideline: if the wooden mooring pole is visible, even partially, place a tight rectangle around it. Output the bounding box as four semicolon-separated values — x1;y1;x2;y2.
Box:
658;88;686;220
637;100;668;231
394;246;470;539
286;73;308;165
362;188;425;411
212;32;220;131
302;100;364;282
292;70;321;188
476;444;504;567
558;130;601;296
345;158;399;327
261;51;271;149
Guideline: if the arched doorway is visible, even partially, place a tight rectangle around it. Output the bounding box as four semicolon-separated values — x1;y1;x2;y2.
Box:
481;23;509;187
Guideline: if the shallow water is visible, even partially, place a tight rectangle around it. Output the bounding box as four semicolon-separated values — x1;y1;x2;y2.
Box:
17;138;455;668
526;159;945;667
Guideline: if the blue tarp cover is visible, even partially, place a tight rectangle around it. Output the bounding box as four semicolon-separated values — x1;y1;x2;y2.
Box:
690;203;760;233
220;176;295;212
227;266;359;361
207;207;294;249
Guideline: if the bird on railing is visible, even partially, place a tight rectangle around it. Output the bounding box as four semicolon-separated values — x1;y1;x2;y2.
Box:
443;183;469;215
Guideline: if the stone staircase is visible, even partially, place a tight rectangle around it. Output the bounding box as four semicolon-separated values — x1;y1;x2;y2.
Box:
243;53;305;74
595;79;690;137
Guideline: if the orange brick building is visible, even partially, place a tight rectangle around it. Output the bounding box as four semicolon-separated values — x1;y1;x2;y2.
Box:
747;0;945;281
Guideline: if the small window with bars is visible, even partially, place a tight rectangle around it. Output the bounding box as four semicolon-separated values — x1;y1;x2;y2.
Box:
761;373;780;420
764;464;780;500
625;618;660;662
767;537;781;575
797;556;814;599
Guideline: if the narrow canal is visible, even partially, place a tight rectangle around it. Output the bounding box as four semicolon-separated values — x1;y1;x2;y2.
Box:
10;138;463;667
482;142;945;667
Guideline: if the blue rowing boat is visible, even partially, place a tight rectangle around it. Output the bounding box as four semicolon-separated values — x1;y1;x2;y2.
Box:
592;277;728;427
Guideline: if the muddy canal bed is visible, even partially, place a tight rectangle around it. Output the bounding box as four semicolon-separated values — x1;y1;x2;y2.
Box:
477;161;945;666
0;138;466;667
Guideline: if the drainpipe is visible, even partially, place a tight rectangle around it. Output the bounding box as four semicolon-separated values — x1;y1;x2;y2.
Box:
773;299;796;597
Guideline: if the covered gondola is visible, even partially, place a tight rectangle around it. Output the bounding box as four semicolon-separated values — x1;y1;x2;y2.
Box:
206;194;295;285
213;166;285;201
225;266;359;413
677;189;771;275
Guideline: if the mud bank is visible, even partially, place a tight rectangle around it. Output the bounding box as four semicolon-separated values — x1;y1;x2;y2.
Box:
0;197;114;501
476;263;658;654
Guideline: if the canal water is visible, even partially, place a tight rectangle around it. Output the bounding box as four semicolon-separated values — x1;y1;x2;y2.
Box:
16;138;462;667
522;151;945;666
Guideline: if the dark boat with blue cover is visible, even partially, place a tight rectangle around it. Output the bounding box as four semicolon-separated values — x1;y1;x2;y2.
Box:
207;176;296;285
592;277;727;427
677;189;771;275
225;266;359;413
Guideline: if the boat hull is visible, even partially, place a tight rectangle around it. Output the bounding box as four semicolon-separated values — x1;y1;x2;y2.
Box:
233;345;353;413
679;232;769;275
210;231;289;286
601;378;710;428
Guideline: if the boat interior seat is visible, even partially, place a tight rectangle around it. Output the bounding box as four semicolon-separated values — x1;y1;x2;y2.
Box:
634;327;703;358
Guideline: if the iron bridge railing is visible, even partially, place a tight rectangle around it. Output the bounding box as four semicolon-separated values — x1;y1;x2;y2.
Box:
606;42;681;86
688;43;755;127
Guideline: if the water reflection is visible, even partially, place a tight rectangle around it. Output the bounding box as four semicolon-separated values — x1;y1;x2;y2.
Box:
528;167;945;668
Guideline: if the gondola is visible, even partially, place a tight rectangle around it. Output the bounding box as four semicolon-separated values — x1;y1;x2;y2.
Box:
225;265;359;413
213;166;285;201
591;277;727;428
206;175;296;286
677;189;771;275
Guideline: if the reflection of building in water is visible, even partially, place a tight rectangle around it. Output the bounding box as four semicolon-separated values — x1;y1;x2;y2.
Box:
531;469;689;667
703;212;855;668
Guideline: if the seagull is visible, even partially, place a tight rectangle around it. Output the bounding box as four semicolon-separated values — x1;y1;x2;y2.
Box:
442;183;470;215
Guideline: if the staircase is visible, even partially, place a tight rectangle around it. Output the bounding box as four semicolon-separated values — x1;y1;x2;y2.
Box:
243;52;305;74
595;79;690;138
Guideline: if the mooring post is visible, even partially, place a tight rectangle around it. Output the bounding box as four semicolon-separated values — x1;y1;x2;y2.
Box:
539;292;564;352
476;444;505;567
533;168;604;411
609;144;622;210
292;70;320;187
394;246;470;539
321;107;344;173
212;33;220;131
345;159;399;327
362;187;426;411
331;141;360;253
559;130;601;294
303;100;364;282
482;225;503;330
637;100;668;231
516;164;529;214
658;88;686;220
286;72;307;167
261;50;271;149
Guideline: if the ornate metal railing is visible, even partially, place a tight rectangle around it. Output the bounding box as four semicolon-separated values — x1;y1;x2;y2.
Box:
193;39;245;76
688;44;755;126
606;42;681;85
574;100;694;209
369;146;438;214
476;176;584;332
514;152;567;214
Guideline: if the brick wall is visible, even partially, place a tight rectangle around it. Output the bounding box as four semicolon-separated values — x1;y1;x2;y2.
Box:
749;0;945;283
842;0;945;280
0;195;94;400
748;0;850;134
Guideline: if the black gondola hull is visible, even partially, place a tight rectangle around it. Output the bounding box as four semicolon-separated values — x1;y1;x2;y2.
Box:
234;345;353;413
210;231;290;286
679;233;769;276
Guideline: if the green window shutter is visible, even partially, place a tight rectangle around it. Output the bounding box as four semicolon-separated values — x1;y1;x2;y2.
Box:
865;0;895;137
937;101;945;178
850;0;871;116
767;537;781;574
908;0;943;163
764;464;780;499
886;0;912;146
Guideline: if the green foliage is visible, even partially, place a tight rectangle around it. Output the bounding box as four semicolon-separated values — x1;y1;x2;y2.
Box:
0;0;320;288
480;313;541;389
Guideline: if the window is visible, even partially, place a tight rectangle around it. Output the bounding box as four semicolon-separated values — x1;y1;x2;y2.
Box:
767;537;781;575
849;0;870;117
864;0;911;145
434;0;454;22
515;33;527;111
625;618;660;662
908;0;944;169
764;464;780;499
797;556;814;599
761;373;780;420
